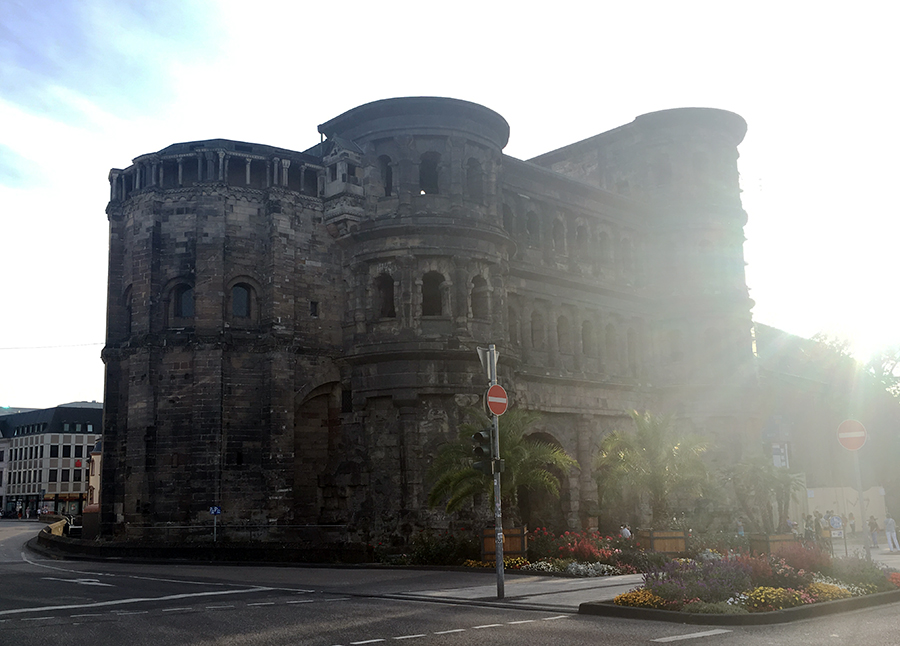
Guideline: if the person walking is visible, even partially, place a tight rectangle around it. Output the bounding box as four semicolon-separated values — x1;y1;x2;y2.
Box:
848;512;856;534
885;514;899;552
868;515;880;548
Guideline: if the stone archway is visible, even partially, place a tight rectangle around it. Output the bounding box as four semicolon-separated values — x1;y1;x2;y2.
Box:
517;431;572;532
293;382;341;523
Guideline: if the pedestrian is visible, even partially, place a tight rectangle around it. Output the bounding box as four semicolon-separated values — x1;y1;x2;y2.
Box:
849;512;856;534
868;515;880;548
736;518;744;537
885;515;900;552
619;524;631;539
804;514;815;541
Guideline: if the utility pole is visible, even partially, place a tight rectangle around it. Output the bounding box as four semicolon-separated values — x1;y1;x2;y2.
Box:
478;344;507;599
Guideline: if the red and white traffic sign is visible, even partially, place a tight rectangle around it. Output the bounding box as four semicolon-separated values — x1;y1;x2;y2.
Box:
486;384;508;416
837;419;867;451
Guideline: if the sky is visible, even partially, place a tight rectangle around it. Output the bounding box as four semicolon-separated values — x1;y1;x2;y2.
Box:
1;0;898;409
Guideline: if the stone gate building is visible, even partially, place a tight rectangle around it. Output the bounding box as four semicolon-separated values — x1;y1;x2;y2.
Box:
101;97;758;544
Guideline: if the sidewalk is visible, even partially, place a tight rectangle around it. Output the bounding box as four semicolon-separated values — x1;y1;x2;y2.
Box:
392;571;644;612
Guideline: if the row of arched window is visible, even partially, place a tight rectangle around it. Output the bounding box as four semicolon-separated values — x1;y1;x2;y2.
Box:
373;153;485;202
122;281;259;334
501;203;638;273
508;307;644;377
371;271;490;320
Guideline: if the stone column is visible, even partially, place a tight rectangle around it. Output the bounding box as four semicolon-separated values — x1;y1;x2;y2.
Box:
109;170;121;202
281;159;291;187
272;158;280;186
196;154;203;183
177;159;184;187
205;152;216;181
245;158;252;185
577;414;598;530
218;151;226;181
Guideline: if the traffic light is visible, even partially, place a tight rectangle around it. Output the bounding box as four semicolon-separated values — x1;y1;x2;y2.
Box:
472;429;492;475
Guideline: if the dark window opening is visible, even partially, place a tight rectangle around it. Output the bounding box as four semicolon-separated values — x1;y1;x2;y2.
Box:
531;311;545;350
471;276;489;319
557;316;571;353
174;284;194;318
329;165;337;182
48;469;57;483
63;445;71;458
419;152;440;195
526;211;539;244
552;220;565;252
232;284;251;318
378;155;393;197
341;389;353;413
422;271;444;316
75;445;83;458
466;158;483;203
303;168;318;195
310;301;319;318
50;445;58;458
61;469;70;482
374;273;396;318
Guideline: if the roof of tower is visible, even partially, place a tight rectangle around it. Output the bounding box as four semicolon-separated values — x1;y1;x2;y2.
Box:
317;96;510;151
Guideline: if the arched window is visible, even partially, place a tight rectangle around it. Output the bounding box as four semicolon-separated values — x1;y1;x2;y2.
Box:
508;307;520;346
173;284;194;319
374;273;396;318
466;158;483;203
598;231;611;264
552;219;565;252
123;286;133;337
419;152;440;195
582;320;594;357
378;155;393;197
627;327;639;376
232;284;252;318
470;276;489;319
531;311;545;350
605;323;618;371
557;316;571;353
525;211;539;244
422;271;444;316
502;204;514;233
575;224;588;250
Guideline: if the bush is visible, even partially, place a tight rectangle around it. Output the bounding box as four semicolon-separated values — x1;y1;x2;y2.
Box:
407;529;479;565
613;588;668;609
734;554;811;589
777;542;832;574
744;586;810;612
830;556;894;592
682;600;749;615
806;582;851;602
644;559;751;604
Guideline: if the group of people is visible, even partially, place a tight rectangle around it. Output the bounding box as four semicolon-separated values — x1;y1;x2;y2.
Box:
867;514;900;551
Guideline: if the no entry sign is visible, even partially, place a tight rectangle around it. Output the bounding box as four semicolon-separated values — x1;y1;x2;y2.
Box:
486;384;508;416
837;419;867;451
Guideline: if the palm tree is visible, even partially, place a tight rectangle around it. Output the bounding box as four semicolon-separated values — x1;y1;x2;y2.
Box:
725;454;805;533
427;407;577;526
594;410;708;528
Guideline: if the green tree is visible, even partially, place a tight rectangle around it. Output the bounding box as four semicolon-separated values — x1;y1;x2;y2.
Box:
427;407;577;526
594;410;708;528
723;454;804;533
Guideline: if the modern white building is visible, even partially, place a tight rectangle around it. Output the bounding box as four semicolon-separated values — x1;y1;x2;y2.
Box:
0;403;102;515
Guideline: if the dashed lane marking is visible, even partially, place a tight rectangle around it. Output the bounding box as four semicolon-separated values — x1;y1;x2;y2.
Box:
542;615;567;620
652;629;733;642
508;620;535;624
393;635;427;640
474;623;503;629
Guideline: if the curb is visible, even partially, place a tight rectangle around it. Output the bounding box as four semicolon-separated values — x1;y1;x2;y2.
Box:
579;588;900;624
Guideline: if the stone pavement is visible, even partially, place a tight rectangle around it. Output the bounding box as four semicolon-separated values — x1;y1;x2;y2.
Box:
393;571;644;613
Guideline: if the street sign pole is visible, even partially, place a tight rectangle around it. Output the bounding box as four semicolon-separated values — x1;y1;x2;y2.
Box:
837;420;869;560
487;344;504;600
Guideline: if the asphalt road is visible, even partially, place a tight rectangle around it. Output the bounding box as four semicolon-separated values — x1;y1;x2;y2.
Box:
2;520;900;646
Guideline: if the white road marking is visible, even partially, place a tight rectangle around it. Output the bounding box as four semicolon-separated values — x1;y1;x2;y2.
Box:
434;629;466;634
351;640;385;645
71;613;103;618
652;629;733;642
393;635;427;640
323;597;351;602
113;611;148;615
286;600;315;604
474;623;503;629
162;607;193;612
542;615;567;620
205;605;235;609
42;576;114;587
247;602;275;606
0;587;273;617
23;617;54;621
507;620;535;624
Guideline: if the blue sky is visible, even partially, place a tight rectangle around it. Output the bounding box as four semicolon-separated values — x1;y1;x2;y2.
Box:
1;0;898;408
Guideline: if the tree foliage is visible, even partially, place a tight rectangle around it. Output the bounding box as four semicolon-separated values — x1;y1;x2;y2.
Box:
594;411;708;528
427;407;577;525
722;454;805;533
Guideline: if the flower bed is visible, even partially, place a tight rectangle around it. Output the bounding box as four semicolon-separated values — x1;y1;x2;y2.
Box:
612;544;899;614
